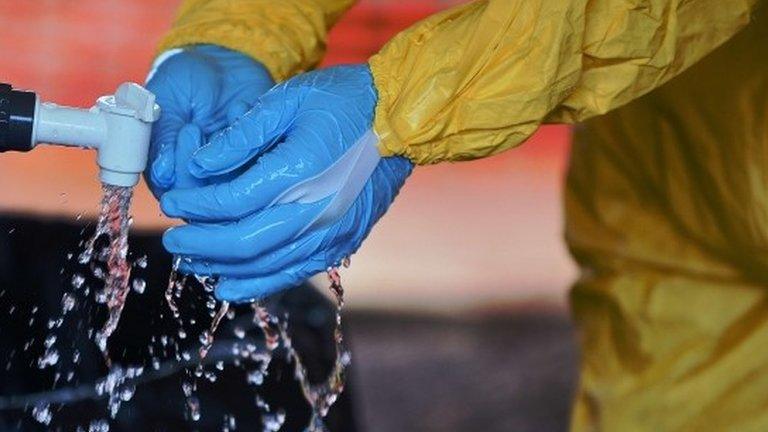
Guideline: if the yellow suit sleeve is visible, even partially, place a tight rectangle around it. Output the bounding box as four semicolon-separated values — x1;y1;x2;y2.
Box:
158;0;356;82
369;0;759;164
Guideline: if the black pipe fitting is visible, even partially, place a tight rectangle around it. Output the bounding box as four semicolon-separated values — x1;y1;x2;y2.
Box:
0;83;36;152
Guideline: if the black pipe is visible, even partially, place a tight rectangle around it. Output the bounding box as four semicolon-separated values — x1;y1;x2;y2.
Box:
0;83;36;152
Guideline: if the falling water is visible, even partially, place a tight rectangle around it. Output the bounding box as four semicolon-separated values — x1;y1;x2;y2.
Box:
78;184;134;364
25;179;352;431
249;267;350;432
164;257;184;319
29;183;142;426
162;261;351;431
199;300;230;360
288;267;350;432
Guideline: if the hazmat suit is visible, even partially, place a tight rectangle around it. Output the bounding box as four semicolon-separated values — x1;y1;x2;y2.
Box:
155;0;768;430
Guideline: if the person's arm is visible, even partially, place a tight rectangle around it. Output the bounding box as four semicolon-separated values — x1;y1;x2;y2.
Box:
370;0;759;165
157;0;357;82
155;0;761;301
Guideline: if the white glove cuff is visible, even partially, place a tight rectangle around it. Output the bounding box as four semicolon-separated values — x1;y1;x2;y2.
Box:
271;129;382;236
145;48;185;84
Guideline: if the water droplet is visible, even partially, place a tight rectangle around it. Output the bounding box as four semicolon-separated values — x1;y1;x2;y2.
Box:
95;291;108;304
262;410;286;432
119;385;135;402
204;371;217;383
247;370;264;386
222;414;237;431
234;326;245;339
32;403;52;425
71;274;85;289
38;349;59;368
134;255;148;269
131;278;146;294
255;395;269;409
199;331;211;345
47;318;63;329
44;335;57;348
88;419;110;432
188;396;201;422
62;292;76;312
78;249;92;265
93;267;105;280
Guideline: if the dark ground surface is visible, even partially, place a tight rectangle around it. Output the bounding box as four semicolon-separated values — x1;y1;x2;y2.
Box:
347;310;578;432
0;214;579;431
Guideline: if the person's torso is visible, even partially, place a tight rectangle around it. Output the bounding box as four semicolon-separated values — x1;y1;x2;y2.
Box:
565;4;768;283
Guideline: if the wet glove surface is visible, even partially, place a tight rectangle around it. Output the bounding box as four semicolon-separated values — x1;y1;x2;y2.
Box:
145;44;275;198
161;65;413;302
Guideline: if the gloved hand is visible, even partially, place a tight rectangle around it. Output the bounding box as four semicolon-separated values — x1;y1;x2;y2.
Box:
145;44;275;198
160;65;414;302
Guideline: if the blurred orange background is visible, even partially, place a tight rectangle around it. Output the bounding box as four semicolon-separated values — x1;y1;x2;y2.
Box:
0;0;576;311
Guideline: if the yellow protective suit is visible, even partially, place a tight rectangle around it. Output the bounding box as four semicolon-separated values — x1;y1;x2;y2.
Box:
159;0;767;430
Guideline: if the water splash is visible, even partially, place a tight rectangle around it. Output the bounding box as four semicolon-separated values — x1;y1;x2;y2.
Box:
165;257;184;319
284;268;350;432
162;263;350;431
78;184;134;363
94;366;144;418
249;267;350;432
32;403;52;425
256;396;286;432
30;183;145;427
199;301;230;360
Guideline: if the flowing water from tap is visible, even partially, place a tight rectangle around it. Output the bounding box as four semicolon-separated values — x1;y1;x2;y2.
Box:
79;184;134;364
26;181;351;431
29;183;141;427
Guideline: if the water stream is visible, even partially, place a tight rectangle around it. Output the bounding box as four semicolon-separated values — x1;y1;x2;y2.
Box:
78;184;134;364
24;183;353;430
165;265;350;431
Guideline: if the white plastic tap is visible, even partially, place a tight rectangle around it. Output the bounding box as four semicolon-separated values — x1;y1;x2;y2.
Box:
32;83;161;187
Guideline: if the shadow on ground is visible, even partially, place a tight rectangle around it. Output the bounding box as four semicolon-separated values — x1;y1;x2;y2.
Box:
347;310;578;432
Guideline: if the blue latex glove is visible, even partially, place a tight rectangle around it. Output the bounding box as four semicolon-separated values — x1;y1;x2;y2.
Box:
145;44;275;198
161;65;414;302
